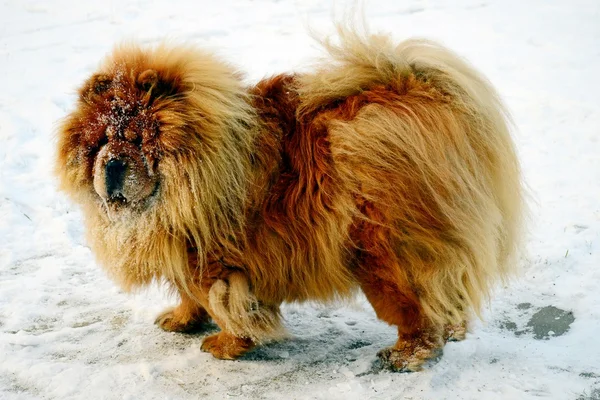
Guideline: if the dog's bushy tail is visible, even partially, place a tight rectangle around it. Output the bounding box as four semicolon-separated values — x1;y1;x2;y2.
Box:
299;27;524;324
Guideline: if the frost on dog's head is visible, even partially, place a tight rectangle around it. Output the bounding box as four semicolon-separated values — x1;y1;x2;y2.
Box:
56;44;255;224
81;68;166;219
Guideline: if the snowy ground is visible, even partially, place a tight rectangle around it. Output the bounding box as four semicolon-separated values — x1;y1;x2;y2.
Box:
1;0;599;399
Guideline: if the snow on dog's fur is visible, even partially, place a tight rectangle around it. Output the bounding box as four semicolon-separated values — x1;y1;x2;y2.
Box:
56;27;523;370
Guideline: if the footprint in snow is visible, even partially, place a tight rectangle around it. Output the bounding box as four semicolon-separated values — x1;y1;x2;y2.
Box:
498;304;575;340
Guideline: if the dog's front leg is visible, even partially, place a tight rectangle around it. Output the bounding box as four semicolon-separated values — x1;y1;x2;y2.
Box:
155;282;211;334
200;271;285;360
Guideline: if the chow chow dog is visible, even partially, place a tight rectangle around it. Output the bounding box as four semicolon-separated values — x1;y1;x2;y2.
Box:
56;28;523;371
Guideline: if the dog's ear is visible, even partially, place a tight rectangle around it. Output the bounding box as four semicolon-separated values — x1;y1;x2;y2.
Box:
81;73;112;101
137;69;180;100
137;69;158;92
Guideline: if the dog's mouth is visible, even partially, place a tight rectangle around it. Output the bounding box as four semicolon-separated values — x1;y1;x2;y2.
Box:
101;193;129;221
100;181;160;221
107;192;128;206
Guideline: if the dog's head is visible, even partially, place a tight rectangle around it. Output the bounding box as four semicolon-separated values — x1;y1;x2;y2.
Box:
56;44;255;223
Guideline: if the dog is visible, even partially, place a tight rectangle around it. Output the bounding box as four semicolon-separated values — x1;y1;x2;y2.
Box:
55;28;523;371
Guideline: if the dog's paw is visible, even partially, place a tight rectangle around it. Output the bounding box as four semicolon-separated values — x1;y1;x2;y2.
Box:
444;321;467;342
377;345;442;372
201;331;255;360
377;333;444;372
155;307;208;333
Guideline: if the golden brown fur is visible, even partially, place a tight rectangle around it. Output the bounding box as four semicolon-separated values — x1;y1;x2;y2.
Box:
56;28;523;371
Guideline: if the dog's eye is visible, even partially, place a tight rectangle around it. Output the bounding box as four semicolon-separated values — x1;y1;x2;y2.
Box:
81;74;112;102
94;76;112;94
82;130;108;156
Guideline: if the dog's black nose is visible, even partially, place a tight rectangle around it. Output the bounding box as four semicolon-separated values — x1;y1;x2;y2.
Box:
105;158;127;198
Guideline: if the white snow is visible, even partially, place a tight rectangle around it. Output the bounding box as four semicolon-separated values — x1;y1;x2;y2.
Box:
1;0;599;399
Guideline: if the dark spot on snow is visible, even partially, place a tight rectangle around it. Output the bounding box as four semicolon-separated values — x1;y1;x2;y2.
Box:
580;372;600;379
498;305;575;340
547;365;571;373
7;381;33;395
499;320;517;331
490;358;499;364
526;306;575;340
577;387;600;400
347;339;371;349
572;224;589;233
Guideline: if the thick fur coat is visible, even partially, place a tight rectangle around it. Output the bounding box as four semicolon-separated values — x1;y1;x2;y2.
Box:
56;29;523;371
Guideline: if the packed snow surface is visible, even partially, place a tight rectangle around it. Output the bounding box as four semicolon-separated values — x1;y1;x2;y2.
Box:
1;0;599;399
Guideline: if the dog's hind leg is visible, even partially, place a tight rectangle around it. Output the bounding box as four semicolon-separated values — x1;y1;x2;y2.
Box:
444;320;468;342
353;251;446;372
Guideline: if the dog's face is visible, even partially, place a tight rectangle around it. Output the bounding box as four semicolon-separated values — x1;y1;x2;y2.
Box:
57;49;192;220
82;69;165;216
